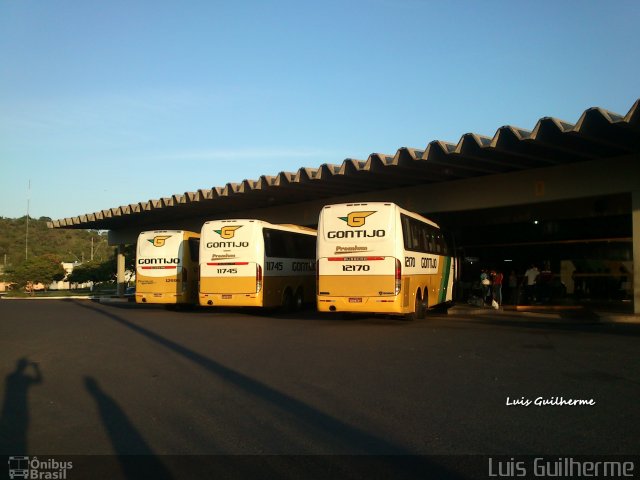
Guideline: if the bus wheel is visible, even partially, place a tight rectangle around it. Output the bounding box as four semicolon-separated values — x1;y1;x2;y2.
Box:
405;291;426;321
294;288;304;311
416;292;427;319
282;288;294;312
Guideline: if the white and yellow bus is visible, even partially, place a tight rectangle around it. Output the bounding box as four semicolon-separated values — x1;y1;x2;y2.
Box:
316;202;455;319
199;220;316;310
135;230;200;305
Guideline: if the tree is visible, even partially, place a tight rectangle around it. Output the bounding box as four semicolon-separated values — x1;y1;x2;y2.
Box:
0;216;113;267
68;258;116;284
3;254;66;289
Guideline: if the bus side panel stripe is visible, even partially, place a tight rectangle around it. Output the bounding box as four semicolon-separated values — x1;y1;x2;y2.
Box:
439;256;451;304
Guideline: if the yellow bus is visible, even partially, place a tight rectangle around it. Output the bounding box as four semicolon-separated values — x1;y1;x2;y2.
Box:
316;202;455;319
135;230;200;305
199;220;316;310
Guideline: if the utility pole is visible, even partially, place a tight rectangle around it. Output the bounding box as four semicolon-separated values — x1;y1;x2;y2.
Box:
25;180;30;261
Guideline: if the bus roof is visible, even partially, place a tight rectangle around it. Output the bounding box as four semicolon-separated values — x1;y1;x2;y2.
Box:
202;219;316;235
321;202;440;229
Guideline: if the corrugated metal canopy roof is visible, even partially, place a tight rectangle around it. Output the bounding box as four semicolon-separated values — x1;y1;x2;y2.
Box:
49;99;640;230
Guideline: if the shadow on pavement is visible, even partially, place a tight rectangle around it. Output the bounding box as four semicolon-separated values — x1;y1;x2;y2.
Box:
84;376;173;479
71;301;463;479
0;357;42;455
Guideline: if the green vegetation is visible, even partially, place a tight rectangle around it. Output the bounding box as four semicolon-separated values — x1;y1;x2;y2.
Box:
67;259;117;283
0;216;131;289
0;216;112;265
3;254;66;288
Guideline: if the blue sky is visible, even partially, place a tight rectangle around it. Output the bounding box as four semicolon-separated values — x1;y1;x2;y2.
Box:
1;0;638;220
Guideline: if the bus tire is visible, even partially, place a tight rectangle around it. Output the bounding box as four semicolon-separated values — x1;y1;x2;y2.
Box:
416;292;427;319
405;290;426;321
294;288;304;311
282;288;294;312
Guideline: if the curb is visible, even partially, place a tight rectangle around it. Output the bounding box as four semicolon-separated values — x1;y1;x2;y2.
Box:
449;304;640;324
98;297;133;304
0;295;133;303
0;295;98;301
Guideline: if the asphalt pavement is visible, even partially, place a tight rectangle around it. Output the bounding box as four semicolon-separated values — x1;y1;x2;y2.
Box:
1;299;638;478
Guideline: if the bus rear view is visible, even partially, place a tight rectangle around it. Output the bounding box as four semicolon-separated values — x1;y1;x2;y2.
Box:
199;219;316;309
317;202;455;318
317;203;402;315
199;220;262;307
135;230;200;306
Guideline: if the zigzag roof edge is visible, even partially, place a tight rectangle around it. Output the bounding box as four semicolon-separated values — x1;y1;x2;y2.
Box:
49;98;639;228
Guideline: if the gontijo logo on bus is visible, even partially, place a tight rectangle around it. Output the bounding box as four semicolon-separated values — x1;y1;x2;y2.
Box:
328;211;385;239
148;235;172;247
214;226;242;239
340;211;375;227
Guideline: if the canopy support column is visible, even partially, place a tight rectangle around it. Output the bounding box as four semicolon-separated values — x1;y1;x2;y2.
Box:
117;244;126;297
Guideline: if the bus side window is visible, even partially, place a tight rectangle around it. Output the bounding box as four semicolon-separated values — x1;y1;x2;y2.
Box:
292;234;315;259
283;234;297;258
427;230;435;254
420;228;429;253
436;234;445;255
303;235;316;258
264;230;273;256
411;222;421;251
402;216;412;251
188;238;200;263
264;229;288;258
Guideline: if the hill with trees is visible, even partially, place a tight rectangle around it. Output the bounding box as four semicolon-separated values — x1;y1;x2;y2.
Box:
0;216;112;265
0;216;120;288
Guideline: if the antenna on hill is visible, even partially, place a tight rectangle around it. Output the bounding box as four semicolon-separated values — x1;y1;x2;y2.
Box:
25;179;30;261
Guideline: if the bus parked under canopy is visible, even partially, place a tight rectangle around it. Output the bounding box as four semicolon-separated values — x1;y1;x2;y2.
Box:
135;230;200;306
316;202;455;319
199;219;316;310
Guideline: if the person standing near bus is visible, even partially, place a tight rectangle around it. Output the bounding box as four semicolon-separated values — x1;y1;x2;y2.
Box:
524;264;540;304
480;270;491;306
492;270;504;306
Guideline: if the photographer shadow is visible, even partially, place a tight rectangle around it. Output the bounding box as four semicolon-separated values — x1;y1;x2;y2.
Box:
0;357;42;455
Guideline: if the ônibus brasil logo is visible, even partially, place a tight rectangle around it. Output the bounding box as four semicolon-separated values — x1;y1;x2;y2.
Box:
148;235;172;247
339;211;376;228
7;456;73;479
214;226;242;239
